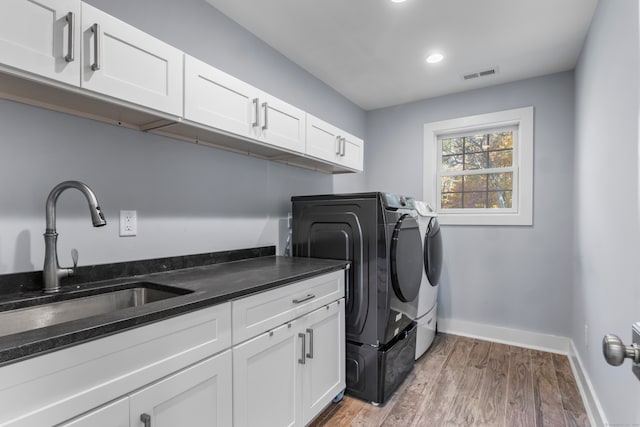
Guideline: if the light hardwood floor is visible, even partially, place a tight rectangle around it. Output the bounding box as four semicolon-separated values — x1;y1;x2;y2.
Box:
310;333;590;427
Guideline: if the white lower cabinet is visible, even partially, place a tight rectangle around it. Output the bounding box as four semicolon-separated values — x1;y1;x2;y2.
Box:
58;397;129;427
301;301;345;425
58;351;232;427
0;271;345;427
233;299;345;427
233;321;300;427
129;350;232;427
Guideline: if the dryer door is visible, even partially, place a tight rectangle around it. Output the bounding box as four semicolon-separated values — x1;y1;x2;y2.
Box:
390;213;423;302
424;217;443;286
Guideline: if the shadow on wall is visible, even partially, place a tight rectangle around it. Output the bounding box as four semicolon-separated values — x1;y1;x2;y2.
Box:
13;230;34;274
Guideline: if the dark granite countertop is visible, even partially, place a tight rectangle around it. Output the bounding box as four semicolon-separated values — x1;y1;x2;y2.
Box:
0;255;347;367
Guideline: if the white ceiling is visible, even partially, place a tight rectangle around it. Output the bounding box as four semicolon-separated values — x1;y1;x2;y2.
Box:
205;0;598;111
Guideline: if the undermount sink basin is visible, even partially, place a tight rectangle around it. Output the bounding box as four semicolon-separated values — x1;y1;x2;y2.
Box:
0;282;192;338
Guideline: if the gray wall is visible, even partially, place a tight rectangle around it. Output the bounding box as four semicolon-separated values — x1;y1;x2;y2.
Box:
0;0;365;274
573;0;640;424
336;72;576;337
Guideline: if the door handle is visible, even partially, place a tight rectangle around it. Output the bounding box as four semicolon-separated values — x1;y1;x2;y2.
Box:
306;328;314;359
91;23;101;71
298;333;306;364
64;12;75;62
603;334;640;366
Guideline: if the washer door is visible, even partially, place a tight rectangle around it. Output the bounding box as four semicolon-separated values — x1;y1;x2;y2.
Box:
424;217;443;286
390;213;423;302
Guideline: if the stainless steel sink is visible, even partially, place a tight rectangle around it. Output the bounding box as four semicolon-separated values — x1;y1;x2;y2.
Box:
0;283;192;338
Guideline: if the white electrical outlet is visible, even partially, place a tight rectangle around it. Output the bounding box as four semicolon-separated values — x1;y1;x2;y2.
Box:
119;210;137;236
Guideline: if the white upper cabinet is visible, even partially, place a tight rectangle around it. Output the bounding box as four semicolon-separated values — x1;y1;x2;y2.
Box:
0;0;80;85
258;90;306;154
0;2;361;173
306;114;363;171
80;3;183;116
184;55;306;154
184;55;258;140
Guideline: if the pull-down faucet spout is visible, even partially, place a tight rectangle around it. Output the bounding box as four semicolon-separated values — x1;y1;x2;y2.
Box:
43;181;106;293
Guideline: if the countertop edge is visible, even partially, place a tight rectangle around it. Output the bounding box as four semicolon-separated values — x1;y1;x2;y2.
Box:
0;258;348;367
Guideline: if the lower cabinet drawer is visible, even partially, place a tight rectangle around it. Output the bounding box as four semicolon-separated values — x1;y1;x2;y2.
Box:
232;270;345;345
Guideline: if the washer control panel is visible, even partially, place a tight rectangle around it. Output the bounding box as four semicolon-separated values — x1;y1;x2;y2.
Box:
382;193;415;210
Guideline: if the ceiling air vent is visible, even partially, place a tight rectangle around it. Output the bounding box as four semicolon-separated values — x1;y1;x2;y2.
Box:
462;67;498;81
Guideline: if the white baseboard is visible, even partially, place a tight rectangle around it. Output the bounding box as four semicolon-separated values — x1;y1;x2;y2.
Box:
568;340;607;427
437;318;605;426
437;318;571;353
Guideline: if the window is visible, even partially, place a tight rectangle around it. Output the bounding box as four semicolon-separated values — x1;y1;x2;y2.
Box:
423;107;533;225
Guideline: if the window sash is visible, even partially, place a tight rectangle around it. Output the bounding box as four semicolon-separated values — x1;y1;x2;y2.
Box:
436;125;519;213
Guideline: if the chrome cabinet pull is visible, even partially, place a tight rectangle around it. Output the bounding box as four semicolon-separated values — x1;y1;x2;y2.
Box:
140;413;151;427
340;137;346;157
335;136;341;155
298;333;306;364
292;294;315;304
64;12;75;62
306;328;314;359
91;23;101;71
252;98;260;127
262;102;269;130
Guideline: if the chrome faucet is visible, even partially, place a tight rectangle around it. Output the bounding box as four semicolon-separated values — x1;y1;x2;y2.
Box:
43;181;106;293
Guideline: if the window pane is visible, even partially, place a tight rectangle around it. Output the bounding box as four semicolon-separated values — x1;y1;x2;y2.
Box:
442;154;463;172
488;150;513;168
441;175;462;193
464;152;488;170
463;192;486;208
464;174;487;192
488;172;513;191
464;135;488;153
442;137;463;155
489;131;513;150
441;192;462;209
488;191;512;208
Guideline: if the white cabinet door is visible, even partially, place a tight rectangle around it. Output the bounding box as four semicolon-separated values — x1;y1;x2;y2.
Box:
340;133;364;171
306;113;341;163
306;114;363;171
302;300;346;425
233;321;302;427
0;0;80;85
57;397;129;427
80;3;183;116
129;350;233;427
184;55;306;155
184;55;259;140
258;91;306;154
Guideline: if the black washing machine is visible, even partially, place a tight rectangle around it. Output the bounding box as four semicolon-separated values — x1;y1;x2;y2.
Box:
292;192;423;405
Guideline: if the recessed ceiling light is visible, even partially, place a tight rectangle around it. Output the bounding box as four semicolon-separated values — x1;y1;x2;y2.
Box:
426;53;444;64
391;0;407;3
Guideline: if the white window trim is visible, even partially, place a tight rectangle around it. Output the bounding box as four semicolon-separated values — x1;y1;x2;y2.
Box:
423;106;533;226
